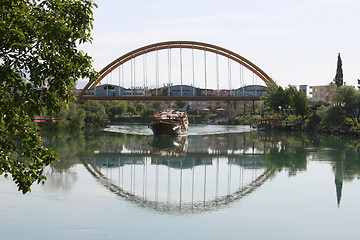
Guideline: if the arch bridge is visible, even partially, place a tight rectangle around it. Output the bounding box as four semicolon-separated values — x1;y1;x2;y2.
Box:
79;41;273;101
81;157;274;214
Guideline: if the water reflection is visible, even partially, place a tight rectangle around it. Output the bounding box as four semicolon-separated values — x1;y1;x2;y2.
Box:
149;136;188;156
42;129;360;212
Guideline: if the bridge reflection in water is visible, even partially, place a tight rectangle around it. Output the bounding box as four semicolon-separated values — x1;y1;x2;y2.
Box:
81;135;274;214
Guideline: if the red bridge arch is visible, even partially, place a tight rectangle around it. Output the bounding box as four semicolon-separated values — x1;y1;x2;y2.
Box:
79;41;273;97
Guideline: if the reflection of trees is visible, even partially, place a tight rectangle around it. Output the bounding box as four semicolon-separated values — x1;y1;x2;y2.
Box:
308;136;360;182
311;136;360;206
257;132;360;181
44;168;77;193
261;145;308;176
42;130;360;182
40;131;86;192
257;132;309;176
41;131;86;172
41;129;360;205
256;131;360;206
320;137;360;205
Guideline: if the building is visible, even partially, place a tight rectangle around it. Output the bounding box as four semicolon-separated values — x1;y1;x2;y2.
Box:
169;85;197;96
92;84;124;97
89;84;147;97
310;83;337;103
299;85;307;95
235;85;267;97
123;87;145;96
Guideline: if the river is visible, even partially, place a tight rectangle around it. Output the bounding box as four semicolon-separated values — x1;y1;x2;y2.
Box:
1;124;360;240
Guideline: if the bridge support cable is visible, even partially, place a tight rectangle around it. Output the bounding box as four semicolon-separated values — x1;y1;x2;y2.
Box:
239;64;242;91
130;56;133;95
106;74;109;96
110;71;112;95
228;54;232;96
180;44;183;96
168;46;171;96
216;50;220;96
255;75;258;96
119;62;122;96
144;53;148;87
242;65;245;96
122;64;125;94
203;47;207;96
192;45;195;96
134;57;137;95
156;48;159;96
142;51;146;90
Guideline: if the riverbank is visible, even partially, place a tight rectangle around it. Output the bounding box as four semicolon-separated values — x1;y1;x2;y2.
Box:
254;114;360;137
37;111;359;137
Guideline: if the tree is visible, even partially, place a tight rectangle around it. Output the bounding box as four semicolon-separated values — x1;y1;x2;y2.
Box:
80;101;108;128
0;0;98;193
104;101;127;121
127;104;136;115
174;100;186;109
263;84;310;117
262;82;291;115
318;105;345;128
152;101;167;111
58;102;86;129
334;53;343;88
135;103;146;113
332;86;360;123
67;103;86;129
262;81;280;113
288;85;310;118
141;108;155;118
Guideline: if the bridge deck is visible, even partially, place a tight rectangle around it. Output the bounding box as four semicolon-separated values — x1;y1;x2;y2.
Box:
79;96;261;101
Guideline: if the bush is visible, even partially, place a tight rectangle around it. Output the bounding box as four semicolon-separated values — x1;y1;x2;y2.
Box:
305;113;321;131
285;115;302;124
80;101;108;128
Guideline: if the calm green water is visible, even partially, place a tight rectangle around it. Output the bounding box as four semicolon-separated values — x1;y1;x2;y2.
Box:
1;125;360;240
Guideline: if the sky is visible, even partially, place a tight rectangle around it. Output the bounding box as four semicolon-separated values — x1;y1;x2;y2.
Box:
78;0;360;89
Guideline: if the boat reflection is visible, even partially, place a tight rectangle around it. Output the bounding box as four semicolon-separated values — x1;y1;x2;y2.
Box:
149;135;188;156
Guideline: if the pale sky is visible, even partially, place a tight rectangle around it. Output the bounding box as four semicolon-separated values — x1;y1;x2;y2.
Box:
78;0;360;89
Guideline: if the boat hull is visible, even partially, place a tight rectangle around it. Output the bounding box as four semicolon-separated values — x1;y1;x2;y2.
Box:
149;121;188;135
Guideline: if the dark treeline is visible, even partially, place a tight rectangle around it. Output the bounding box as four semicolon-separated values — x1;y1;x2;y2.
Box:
50;100;188;130
261;83;360;134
